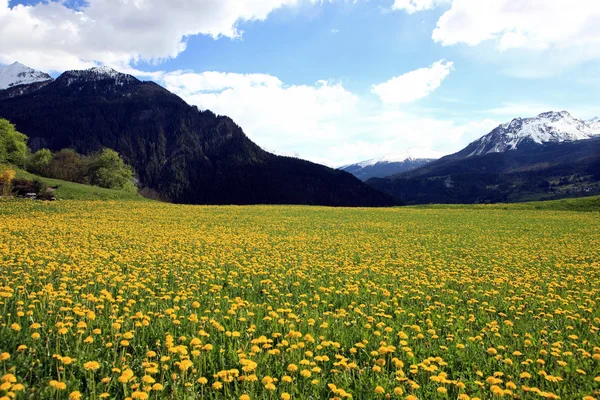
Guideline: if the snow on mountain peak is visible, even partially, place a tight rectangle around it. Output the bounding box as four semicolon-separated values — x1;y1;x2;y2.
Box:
0;62;53;90
88;66;122;78
468;111;600;156
59;66;138;86
346;148;443;169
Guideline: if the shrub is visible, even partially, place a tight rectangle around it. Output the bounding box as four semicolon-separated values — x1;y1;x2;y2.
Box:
88;148;135;191
0;119;29;167
46;149;86;183
0;167;16;197
28;148;54;175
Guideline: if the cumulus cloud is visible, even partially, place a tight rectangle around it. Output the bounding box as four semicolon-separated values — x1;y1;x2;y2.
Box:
432;0;600;51
392;0;445;14
161;69;497;166
371;60;453;104
0;0;314;71
162;70;359;153
393;0;600;70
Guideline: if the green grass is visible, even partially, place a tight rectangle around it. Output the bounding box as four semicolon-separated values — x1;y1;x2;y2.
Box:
13;168;147;201
413;194;600;212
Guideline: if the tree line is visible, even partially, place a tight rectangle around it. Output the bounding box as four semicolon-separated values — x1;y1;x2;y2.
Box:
0;118;136;195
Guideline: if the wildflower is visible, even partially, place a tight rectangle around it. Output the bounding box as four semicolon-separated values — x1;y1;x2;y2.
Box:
69;391;82;400
49;380;67;390
152;383;164;391
1;374;16;383
84;361;101;371
179;359;193;371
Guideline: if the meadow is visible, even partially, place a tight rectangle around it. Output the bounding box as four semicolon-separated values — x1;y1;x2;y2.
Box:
0;200;599;399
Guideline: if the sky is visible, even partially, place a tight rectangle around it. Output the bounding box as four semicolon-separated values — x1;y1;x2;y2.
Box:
1;0;600;166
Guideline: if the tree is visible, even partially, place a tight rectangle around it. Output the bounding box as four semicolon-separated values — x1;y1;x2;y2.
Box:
47;149;85;183
28;148;54;176
0;119;28;167
88;148;136;191
0;167;15;197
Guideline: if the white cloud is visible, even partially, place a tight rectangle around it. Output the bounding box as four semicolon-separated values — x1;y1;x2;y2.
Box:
0;0;317;72
392;0;600;72
371;59;453;104
392;0;444;14
162;70;359;154
162;69;498;166
432;0;600;51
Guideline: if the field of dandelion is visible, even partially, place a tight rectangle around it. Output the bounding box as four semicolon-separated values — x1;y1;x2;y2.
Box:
0;199;599;400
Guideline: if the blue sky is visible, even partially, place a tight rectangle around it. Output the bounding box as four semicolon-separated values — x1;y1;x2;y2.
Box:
2;0;599;165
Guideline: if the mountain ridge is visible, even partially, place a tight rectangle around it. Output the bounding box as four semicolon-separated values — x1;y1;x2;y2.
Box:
340;150;439;181
366;111;600;204
460;111;600;157
0;63;397;206
0;62;53;90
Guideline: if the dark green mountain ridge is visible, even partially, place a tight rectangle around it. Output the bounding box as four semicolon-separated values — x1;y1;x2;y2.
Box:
0;66;396;206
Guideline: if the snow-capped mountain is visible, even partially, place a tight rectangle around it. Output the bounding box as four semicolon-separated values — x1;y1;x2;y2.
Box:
464;111;600;157
341;149;442;181
0;62;53;90
57;66;139;87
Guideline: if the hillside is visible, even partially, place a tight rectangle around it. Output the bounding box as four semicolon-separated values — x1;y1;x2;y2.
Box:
0;66;396;207
414;195;600;212
13;169;145;201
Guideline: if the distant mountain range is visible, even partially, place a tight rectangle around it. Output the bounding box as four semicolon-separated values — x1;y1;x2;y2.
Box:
367;111;600;204
0;63;396;206
459;111;600;156
340;150;440;181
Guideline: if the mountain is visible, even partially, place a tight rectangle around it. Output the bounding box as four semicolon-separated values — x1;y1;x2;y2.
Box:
0;65;396;206
0;62;53;90
367;111;600;204
0;62;53;100
460;111;600;157
588;116;600;130
341;150;440;181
